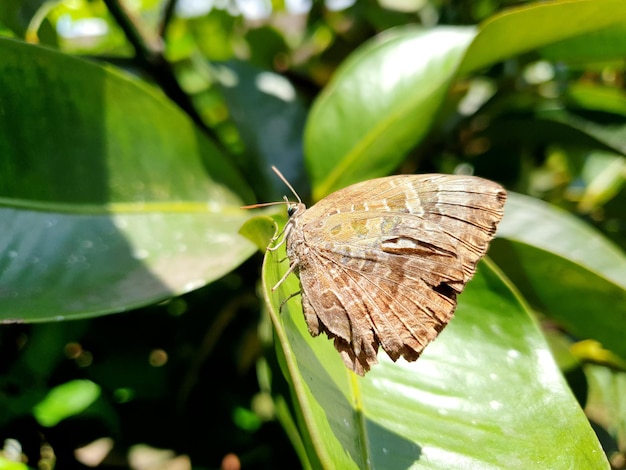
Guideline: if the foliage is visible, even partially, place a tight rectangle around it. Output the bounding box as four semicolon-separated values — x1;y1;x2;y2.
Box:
0;0;625;468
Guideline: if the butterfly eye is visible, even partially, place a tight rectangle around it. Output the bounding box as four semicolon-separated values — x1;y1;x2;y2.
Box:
287;205;296;217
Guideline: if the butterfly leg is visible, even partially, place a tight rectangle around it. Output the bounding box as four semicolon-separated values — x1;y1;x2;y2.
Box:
267;222;293;252
278;290;302;313
267;238;285;252
272;258;299;292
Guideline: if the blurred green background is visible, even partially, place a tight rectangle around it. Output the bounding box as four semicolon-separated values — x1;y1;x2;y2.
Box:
0;0;625;468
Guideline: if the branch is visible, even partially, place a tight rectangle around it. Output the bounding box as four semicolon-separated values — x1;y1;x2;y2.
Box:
159;0;179;39
102;0;210;132
103;0;162;62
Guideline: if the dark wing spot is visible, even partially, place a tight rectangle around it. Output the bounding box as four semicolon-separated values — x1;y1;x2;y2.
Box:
433;283;457;301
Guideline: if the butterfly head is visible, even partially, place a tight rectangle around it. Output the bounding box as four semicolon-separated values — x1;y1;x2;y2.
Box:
240;165;307;224
286;199;306;219
287;203;297;217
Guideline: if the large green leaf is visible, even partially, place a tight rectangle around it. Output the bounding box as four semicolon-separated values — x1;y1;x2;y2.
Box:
459;0;626;75
259;222;607;468
0;38;256;321
304;0;626;200
304;26;476;200
491;192;626;360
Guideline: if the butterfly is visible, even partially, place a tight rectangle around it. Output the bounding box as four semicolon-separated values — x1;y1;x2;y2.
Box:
245;167;507;375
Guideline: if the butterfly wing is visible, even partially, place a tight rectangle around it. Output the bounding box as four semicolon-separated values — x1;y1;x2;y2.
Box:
288;174;506;375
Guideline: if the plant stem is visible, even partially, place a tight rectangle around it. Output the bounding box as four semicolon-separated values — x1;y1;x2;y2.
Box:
102;0;210;133
159;0;179;39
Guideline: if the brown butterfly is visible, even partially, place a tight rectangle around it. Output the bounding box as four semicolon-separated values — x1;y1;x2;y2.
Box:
246;167;506;375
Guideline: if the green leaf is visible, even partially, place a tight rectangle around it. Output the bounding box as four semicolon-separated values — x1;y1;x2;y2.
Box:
304;26;476;200
262;240;607;467
189;9;236;61
584;363;626;459
0;209;255;322
579;151;626;213
459;0;626;75
491;192;626;360
304;0;626;202
566;83;626;117
0;457;29;470
0;38;256;321
0;0;48;37
33;379;101;427
239;215;280;252
540;23;626;64
541;109;626;156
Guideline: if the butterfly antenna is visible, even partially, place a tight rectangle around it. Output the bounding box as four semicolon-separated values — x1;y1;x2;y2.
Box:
271;166;302;204
241;166;302;209
240;200;290;209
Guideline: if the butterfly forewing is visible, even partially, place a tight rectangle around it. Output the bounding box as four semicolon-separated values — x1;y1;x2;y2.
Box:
284;174;506;375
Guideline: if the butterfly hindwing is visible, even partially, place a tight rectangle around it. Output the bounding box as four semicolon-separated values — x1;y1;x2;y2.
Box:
285;174;506;375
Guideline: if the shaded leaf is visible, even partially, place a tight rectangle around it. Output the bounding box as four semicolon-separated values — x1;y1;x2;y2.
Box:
1;209;254;322
491;192;626;359
217;61;309;200
0;38;256;321
584;364;626;457
541;109;626;156
0;0;49;37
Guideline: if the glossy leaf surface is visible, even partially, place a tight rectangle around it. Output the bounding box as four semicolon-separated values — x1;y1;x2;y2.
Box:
260;223;608;468
0;38;255;321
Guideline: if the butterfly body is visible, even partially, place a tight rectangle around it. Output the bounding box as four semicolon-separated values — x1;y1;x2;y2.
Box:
282;174;506;375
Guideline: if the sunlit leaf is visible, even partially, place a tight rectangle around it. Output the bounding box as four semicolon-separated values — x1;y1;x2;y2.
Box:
305;26;475;199
262;236;607;467
459;0;626;75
